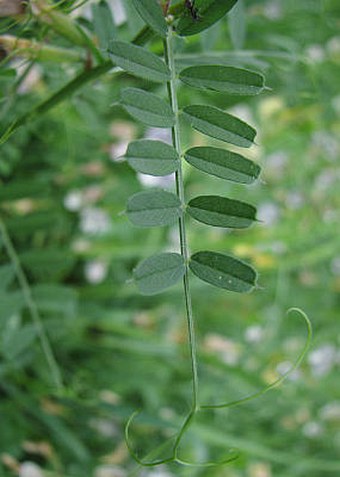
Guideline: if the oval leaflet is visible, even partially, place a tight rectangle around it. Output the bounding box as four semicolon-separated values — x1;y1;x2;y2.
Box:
133;253;186;295
108;40;170;83
131;0;168;38
126;190;182;227
120;88;175;128
182;105;256;148
125;140;179;176
184;146;261;184
179;65;265;95
189;251;257;293
187;195;257;228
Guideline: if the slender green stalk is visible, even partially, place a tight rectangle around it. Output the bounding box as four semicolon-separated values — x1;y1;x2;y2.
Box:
164;26;199;411
0;219;64;392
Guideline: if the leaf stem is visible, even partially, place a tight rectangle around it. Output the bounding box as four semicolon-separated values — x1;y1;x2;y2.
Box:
0;219;64;392
164;26;199;411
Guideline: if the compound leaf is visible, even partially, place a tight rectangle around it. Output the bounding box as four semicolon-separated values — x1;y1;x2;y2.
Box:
184;146;260;184
133;253;186;295
182;105;256;147
187;195;257;228
125;140;179;176
108;40;170;83
126;190;182;227
177;0;238;37
120;88;175;128
131;0;168;38
179;65;265;95
189;251;257;293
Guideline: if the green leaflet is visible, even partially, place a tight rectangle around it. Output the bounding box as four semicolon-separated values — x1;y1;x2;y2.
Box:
108;41;170;83
184;146;261;184
189;251;257;293
126;190;182;227
133;253;186;295
182;105;256;148
0;264;15;291
177;0;238;37
92;0;116;50
2;323;37;361
120;88;175;128
179;65;265;95
187;195;257;228
125;140;179;176
131;0;167;38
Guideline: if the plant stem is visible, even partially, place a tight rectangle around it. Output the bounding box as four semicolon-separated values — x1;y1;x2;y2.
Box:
165;27;199;411
0;219;64;392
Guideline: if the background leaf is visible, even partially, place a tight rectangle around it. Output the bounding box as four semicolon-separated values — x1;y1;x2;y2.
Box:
120;88;175;127
182;105;256;147
131;0;168;37
133;253;186;295
126;190;182;227
187;195;257;228
184;146;261;183
91;0;116;51
125;139;179;176
189;251;257;292
228;0;246;50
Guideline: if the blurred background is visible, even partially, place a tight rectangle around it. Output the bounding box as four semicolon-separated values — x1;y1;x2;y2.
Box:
0;1;339;476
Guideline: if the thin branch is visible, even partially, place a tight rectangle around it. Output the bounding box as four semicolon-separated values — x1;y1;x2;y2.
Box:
0;219;64;392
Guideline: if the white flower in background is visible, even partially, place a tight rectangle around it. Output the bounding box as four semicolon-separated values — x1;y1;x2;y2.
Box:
144;127;172;144
319;401;340;421
79;0;126;25
322;208;338;223
80;207;111;235
263;1;282;20
285;191;304;210
265;151;288;179
308;344;338;377
110;140;129;162
17;64;41;94
63;190;83;211
137;172;175;188
302;421;323;438
330;257;340;276
142;466;174;477
167;227;180;250
314;169;337;193
332;95;340;114
248;461;272;477
326;36;340;57
257;202;280;226
95;465;126;477
306;44;325;63
312;131;338;160
110;0;127;26
229;104;254;126
270;241;287;254
19;462;44;477
245;325;263;344
204;334;241;366
89;418;118;437
276;361;301;381
84;260;108;284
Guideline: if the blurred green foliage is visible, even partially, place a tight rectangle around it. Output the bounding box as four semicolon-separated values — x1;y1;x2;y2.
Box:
0;1;339;476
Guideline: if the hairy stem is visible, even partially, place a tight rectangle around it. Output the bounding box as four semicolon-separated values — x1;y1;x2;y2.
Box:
0;220;64;392
164;26;199;411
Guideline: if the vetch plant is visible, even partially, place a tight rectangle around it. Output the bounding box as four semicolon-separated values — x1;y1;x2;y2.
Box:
107;0;312;468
